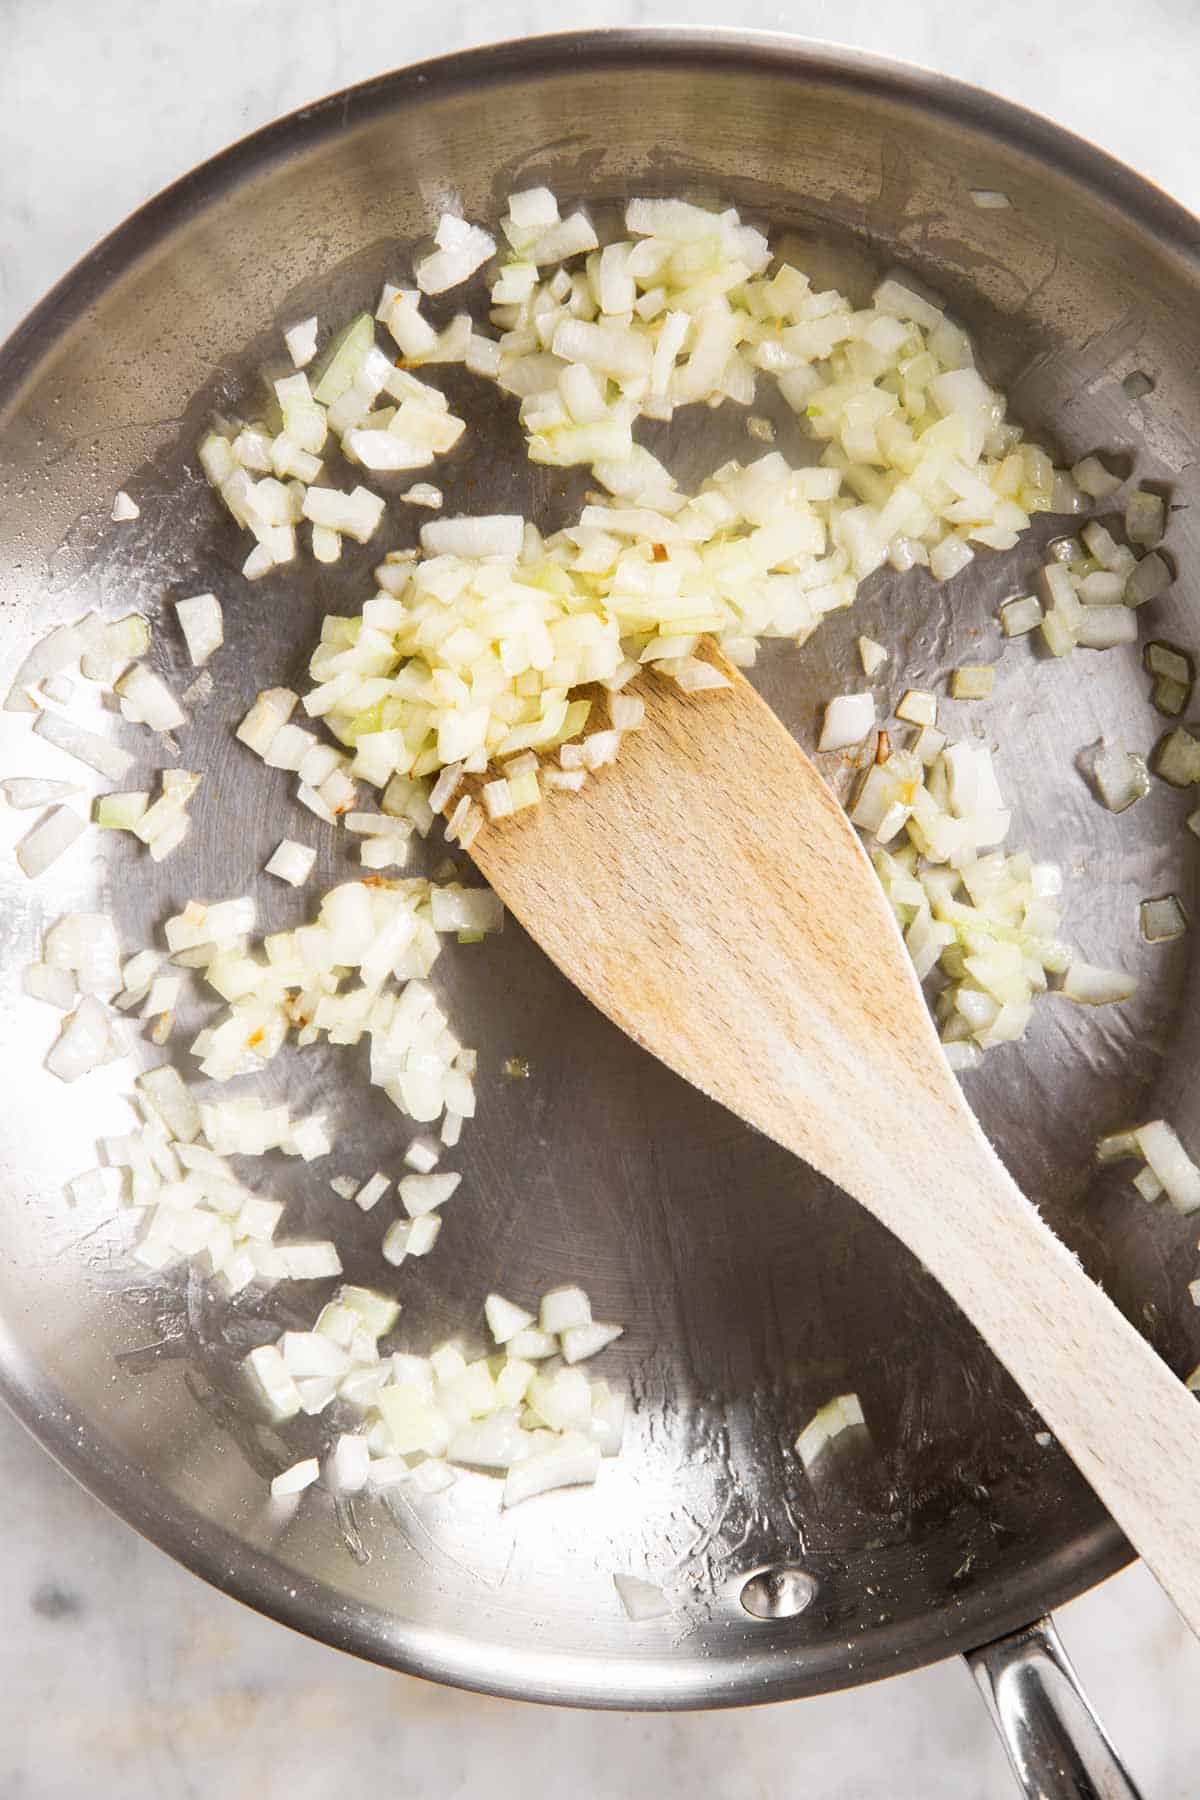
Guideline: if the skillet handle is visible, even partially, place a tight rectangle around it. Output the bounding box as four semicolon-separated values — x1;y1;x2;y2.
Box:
966;1617;1143;1799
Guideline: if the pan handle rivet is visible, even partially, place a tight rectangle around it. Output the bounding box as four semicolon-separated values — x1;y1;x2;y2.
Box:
739;1566;818;1620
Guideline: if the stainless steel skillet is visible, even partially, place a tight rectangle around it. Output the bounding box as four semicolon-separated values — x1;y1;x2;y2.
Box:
1;30;1198;1797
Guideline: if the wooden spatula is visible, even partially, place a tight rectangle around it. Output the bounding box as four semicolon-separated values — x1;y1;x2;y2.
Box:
469;653;1200;1634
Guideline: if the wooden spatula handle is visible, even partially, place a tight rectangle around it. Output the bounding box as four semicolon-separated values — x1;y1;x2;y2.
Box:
879;1123;1200;1635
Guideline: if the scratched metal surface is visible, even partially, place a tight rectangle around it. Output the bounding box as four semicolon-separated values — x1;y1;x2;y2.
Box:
0;34;1199;1707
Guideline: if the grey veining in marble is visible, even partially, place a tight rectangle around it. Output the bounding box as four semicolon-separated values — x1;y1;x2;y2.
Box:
3;2;1200;1795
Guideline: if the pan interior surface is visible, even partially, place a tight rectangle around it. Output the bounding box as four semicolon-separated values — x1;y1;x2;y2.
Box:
1;34;1198;1708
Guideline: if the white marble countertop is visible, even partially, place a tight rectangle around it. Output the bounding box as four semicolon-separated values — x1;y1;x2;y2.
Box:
4;3;1200;1795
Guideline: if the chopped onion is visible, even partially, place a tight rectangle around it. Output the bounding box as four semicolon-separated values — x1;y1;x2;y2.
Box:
485;1293;534;1344
1134;1120;1200;1213
416;214;497;295
45;994;121;1081
175;593;224;666
115;663;186;732
539;1285;591;1334
502;1431;600;1507
1090;740;1149;813
284;317;318;368
25;962;76;1008
818;693;875;751
560;1321;624;1363
111;490;140;521
354;1172;390;1212
950;665;994;700
420;515;525;559
1060;959;1138;1005
998;595;1042;637
402;483;443;509
896;690;937;727
2;777;80;809
271;1457;319;1497
33;710;134;781
398;1171;461;1217
857;636;887;676
1126;551;1171;606
612;1573;671;1620
1071;455;1122;500
1126;489;1164;547
265;839;317;886
17;805;86;878
1152;727;1200;788
1140;894;1188;942
794;1392;865;1472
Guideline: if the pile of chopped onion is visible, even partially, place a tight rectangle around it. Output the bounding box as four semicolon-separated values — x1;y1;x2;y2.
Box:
171;878;492;1137
247;1279;625;1507
859;715;1136;1066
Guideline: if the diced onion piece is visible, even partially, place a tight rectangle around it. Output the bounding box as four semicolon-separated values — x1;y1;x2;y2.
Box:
1096;1129;1140;1164
33;711;135;781
355;1172;390;1212
45;994;120;1080
1060;959;1137;1005
502;1431;600;1507
1071;454;1122;500
416;214;497;295
402;483;443;509
1126;551;1172;606
404;1137;439;1174
505;1326;556;1360
115;663;186;732
325;1433;370;1493
1152;727;1200;788
1133;1164;1164;1204
818;693;875;752
247;1346;302;1419
485;1293;534;1344
1076;608;1136;650
1134;1120;1200;1214
560;1321;624;1364
265;839;317;886
1090;741;1149;813
111;490;140;521
175;593;224;666
285;316;319;368
2;777;80;809
794;1392;866;1472
999;595;1042;637
271;1458;320;1497
420;515;525;559
950;665;995;700
25;962;76;1008
857;637;887;676
137;1064;201;1142
398;1171;461;1217
1140;894;1188;942
969;190;1011;210
612;1574;671;1621
896;690;937;727
539;1285;591;1334
302;485;385;544
17;806;86;878
1126;489;1164;547
280;1242;342;1279
96;791;149;830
